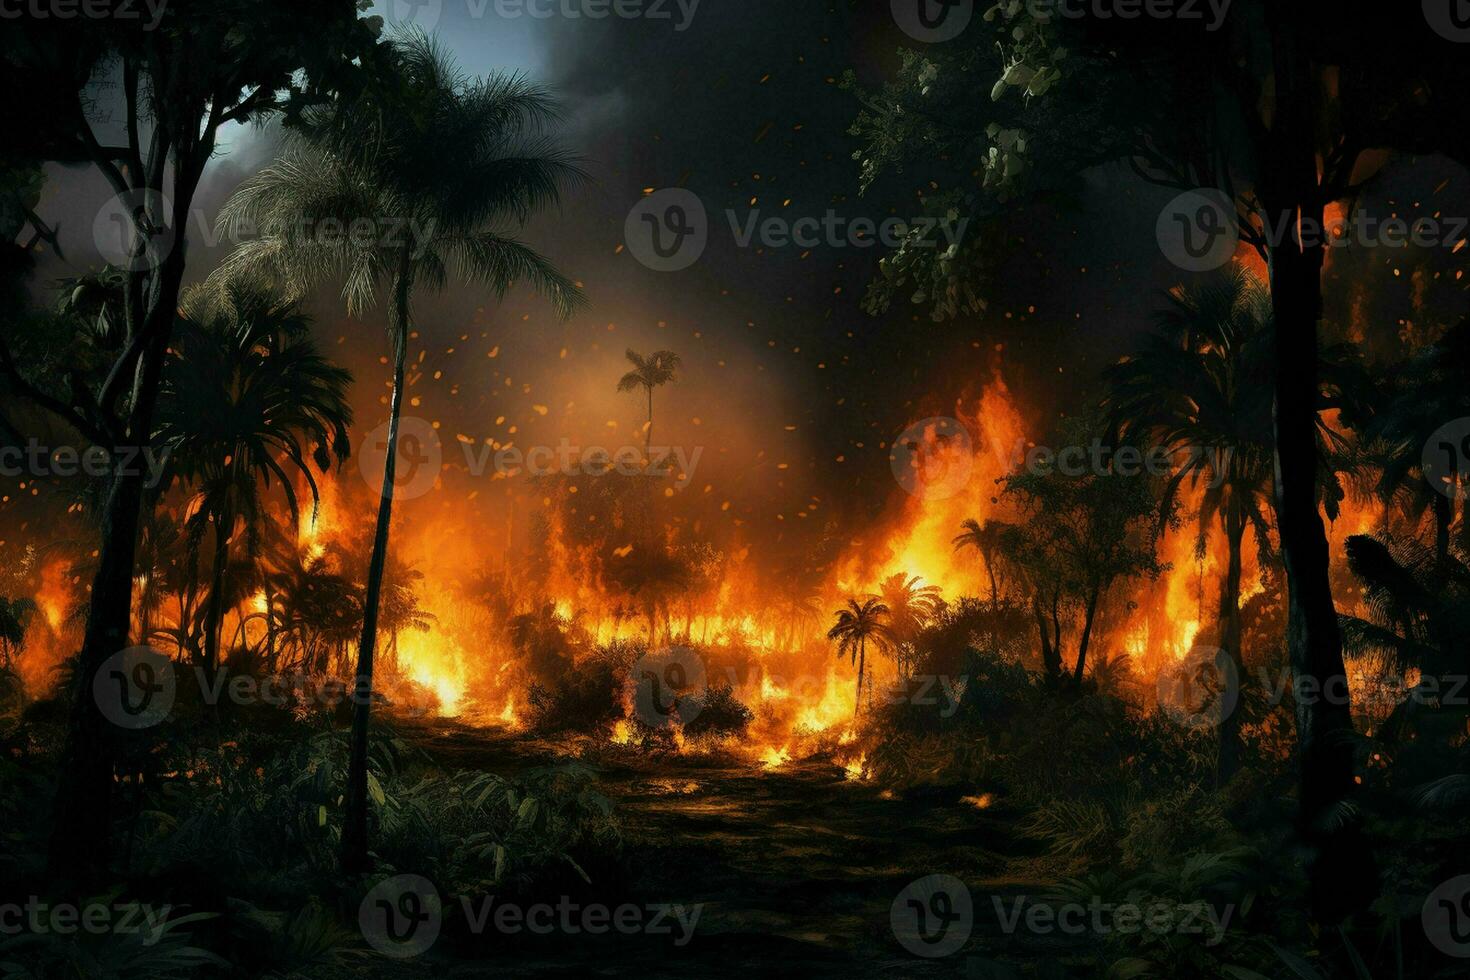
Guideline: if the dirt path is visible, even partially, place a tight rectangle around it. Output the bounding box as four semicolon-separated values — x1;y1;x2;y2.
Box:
396;722;1057;979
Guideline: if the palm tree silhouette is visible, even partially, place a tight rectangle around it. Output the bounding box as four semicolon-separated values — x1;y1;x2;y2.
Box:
953;518;1007;605
1103;268;1276;779
775;592;824;651
617;349;681;454
214;29;584;873
877;573;942;679
155;283;352;680
826;597;894;718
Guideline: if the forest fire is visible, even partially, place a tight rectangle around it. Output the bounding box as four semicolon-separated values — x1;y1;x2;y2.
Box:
3;5;1468;977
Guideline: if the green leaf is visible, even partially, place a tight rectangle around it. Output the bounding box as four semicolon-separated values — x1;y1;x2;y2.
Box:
1267;942;1325;980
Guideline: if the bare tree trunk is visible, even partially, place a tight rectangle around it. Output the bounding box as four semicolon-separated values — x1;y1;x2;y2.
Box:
341;257;412;875
1217;494;1246;782
48;244;186;885
1263;9;1371;919
202;518;230;681
1034;594;1062;682
1073;585;1101;685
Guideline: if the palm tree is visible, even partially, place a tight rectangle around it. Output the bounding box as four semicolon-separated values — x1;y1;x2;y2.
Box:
214;30;584;873
953;518;1007;605
876;573;943;679
826;597;894;718
155;284;353;680
775;592;824;651
617;349;681;454
1103;267;1277;780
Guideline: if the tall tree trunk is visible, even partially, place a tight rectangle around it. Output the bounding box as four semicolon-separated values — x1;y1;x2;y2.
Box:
853;637;866;719
202;518;230;681
1073;585;1101;685
1217;493;1246;782
1433;492;1451;566
645;387;654;456
1034;594;1061;682
341;260;412;875
48;244;186;885
265;584;277;674
1263;7;1372;920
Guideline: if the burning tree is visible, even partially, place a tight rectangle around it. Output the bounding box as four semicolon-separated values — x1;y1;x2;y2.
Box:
1103;267;1279;779
826;596;895;717
0;0;376;884
154;284;353;683
987;420;1166;689
213;28;585;873
847;1;1470;919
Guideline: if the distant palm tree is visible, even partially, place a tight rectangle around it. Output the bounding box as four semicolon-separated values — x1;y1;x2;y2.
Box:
877;573;943;678
214;29;585;873
826;597;894;718
378;557;436;671
775;592;824;651
617;349;681;454
1103;267;1277;780
155;284;353;679
953;518;1007;605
